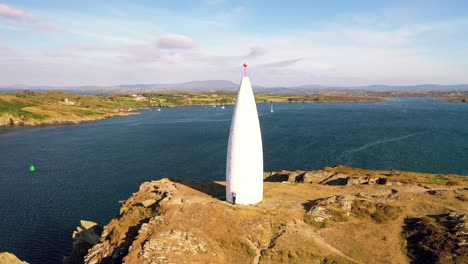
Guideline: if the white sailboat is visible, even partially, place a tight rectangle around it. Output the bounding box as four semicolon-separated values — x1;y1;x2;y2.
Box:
270;102;274;113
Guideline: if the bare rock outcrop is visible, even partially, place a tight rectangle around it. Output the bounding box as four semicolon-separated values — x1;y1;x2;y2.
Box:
63;220;103;264
0;252;28;264
305;191;401;224
140;230;207;262
265;166;393;186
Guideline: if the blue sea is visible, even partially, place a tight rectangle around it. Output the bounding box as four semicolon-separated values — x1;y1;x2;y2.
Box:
1;98;467;263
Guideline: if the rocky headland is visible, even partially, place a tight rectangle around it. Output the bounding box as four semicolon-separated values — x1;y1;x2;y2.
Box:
0;111;136;127
56;165;467;264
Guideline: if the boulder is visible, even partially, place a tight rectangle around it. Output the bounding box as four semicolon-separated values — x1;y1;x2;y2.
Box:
302;170;334;184
287;171;305;182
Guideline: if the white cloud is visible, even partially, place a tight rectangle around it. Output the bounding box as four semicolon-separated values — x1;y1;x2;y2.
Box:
2;2;468;86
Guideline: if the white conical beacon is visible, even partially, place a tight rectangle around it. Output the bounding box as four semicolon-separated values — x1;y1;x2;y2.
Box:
226;63;263;205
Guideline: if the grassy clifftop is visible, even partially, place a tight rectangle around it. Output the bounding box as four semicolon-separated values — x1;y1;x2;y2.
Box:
65;166;467;264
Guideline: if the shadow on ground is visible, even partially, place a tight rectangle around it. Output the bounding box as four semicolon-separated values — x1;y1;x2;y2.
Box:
172;179;226;201
301;198;322;211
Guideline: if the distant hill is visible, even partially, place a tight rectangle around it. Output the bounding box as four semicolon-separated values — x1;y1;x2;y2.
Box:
118;80;242;92
256;84;468;94
351;84;468;92
2;81;468;94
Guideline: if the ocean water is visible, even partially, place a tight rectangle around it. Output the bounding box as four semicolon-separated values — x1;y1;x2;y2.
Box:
0;98;467;263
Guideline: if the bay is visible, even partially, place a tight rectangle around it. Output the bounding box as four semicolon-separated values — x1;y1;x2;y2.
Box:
1;98;467;263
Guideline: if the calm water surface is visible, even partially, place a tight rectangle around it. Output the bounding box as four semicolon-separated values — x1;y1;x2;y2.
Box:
1;98;468;263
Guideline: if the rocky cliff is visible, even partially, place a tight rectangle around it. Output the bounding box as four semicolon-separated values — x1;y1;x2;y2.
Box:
65;166;467;264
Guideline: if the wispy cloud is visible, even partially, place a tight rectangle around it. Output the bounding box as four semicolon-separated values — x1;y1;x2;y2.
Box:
67;44;118;52
0;4;31;21
247;46;268;57
157;34;198;49
69;30;139;44
122;42;187;64
261;58;303;68
0;4;62;32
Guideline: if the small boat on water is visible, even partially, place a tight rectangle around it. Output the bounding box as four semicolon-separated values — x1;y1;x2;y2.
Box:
270;102;274;113
221;105;225;109
157;108;161;111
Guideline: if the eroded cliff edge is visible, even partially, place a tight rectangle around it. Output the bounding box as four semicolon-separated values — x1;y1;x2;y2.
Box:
66;166;468;264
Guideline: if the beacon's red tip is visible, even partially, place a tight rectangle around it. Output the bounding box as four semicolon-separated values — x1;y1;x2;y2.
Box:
243;63;248;68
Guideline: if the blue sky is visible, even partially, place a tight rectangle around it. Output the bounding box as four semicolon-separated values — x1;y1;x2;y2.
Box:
1;0;468;86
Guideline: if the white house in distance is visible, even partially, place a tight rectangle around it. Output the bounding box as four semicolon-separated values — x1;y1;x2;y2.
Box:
226;64;264;205
131;94;147;101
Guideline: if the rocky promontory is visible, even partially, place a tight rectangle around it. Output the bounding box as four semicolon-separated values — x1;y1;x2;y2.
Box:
64;166;467;264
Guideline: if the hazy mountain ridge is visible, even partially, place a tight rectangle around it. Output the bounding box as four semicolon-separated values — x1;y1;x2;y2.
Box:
2;81;468;94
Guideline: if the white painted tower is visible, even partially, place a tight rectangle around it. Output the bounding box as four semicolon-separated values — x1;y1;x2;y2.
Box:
226;64;263;205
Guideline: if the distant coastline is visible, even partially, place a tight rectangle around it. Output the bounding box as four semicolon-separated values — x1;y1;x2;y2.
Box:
2;89;467;128
0;90;386;128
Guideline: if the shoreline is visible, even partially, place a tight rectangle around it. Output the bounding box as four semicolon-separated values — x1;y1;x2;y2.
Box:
0;111;140;128
0;99;389;128
0;89;391;128
2;93;466;129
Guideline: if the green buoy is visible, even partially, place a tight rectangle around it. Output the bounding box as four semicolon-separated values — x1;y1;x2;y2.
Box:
29;165;36;172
